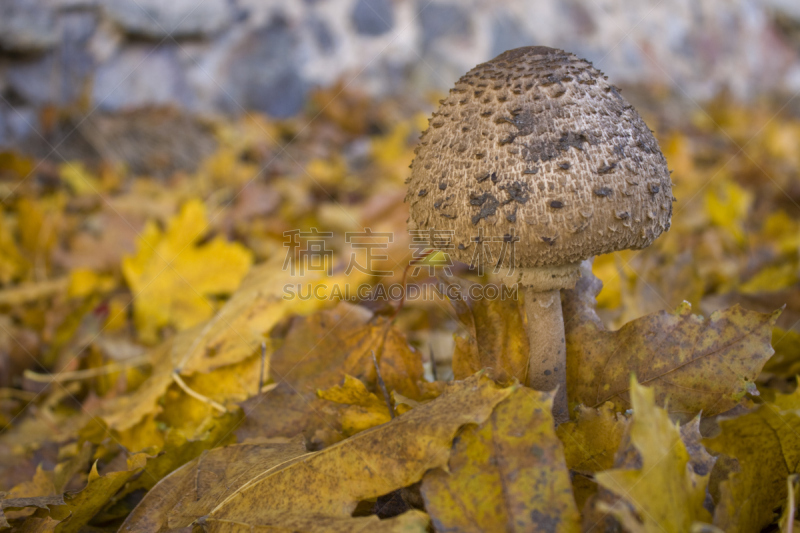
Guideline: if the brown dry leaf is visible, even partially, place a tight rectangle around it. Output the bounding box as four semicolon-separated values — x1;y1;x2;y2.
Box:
557;403;628;475
49;454;147;533
564;264;780;420
422;387;581;533
763;327;800;378
447;278;529;384
204;374;511;529
236;383;344;450
704;403;800;532
238;302;425;445
595;379;711;532
0;443;93;527
317;375;392;436
122;438;308;531
269;302;425;399
86;324;199;437
206;511;431;532
680;416;716;478
2;452;145;532
119;409;243;496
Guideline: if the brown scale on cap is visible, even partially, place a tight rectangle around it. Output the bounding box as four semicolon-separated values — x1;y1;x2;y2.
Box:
405;46;673;272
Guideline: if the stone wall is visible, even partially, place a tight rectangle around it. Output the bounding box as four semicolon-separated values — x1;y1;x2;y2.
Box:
2;0;800;148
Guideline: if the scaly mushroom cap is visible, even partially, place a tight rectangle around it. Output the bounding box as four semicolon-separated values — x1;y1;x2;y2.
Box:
406;46;673;270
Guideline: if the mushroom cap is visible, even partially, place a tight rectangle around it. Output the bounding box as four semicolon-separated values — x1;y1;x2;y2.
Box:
405;46;673;269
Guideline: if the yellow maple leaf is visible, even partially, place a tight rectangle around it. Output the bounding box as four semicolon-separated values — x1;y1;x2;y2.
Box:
704;179;752;244
595;379;711;532
0;208;27;284
59;161;100;196
67;268;115;299
122;199;253;343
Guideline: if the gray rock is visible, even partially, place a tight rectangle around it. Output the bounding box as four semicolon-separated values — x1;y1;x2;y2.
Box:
351;0;394;36
0;0;59;53
56;12;97;104
0;104;40;148
419;2;472;49
489;13;531;59
221;19;308;118
308;15;336;52
103;0;234;39
6;56;58;106
5;12;96;107
767;0;800;20
92;44;192;110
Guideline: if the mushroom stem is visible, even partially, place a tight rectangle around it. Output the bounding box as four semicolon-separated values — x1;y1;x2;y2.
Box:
523;286;568;423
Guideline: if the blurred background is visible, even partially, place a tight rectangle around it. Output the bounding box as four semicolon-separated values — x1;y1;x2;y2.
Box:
1;0;800;490
2;0;800;157
1;0;800;388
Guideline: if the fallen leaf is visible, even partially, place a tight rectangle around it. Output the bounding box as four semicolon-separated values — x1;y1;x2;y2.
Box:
422;387;581;532
49;454;146;533
119;409;243;495
704;180;752;244
205;374;511;529
0;443;93;526
317;375;393;436
269;302;425;399
59;162;100;196
447;278;529;384
704;402;800;532
238;302;426;445
595;378;711;532
121;198;253;343
90;256;338;440
122;438;308;531
680;416;716;477
206;511;431;532
236;382;344;450
564;264;780;420
557;403;628;476
0;207;27;284
763;327;800;378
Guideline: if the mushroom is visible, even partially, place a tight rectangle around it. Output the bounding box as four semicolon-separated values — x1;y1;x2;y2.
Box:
405;46;673;422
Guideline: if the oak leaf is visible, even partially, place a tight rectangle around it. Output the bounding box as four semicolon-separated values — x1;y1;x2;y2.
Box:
422;387;581;533
564;264;780;419
595;379;711;532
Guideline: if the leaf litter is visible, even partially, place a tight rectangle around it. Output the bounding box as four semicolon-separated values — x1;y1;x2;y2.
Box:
0;90;798;531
